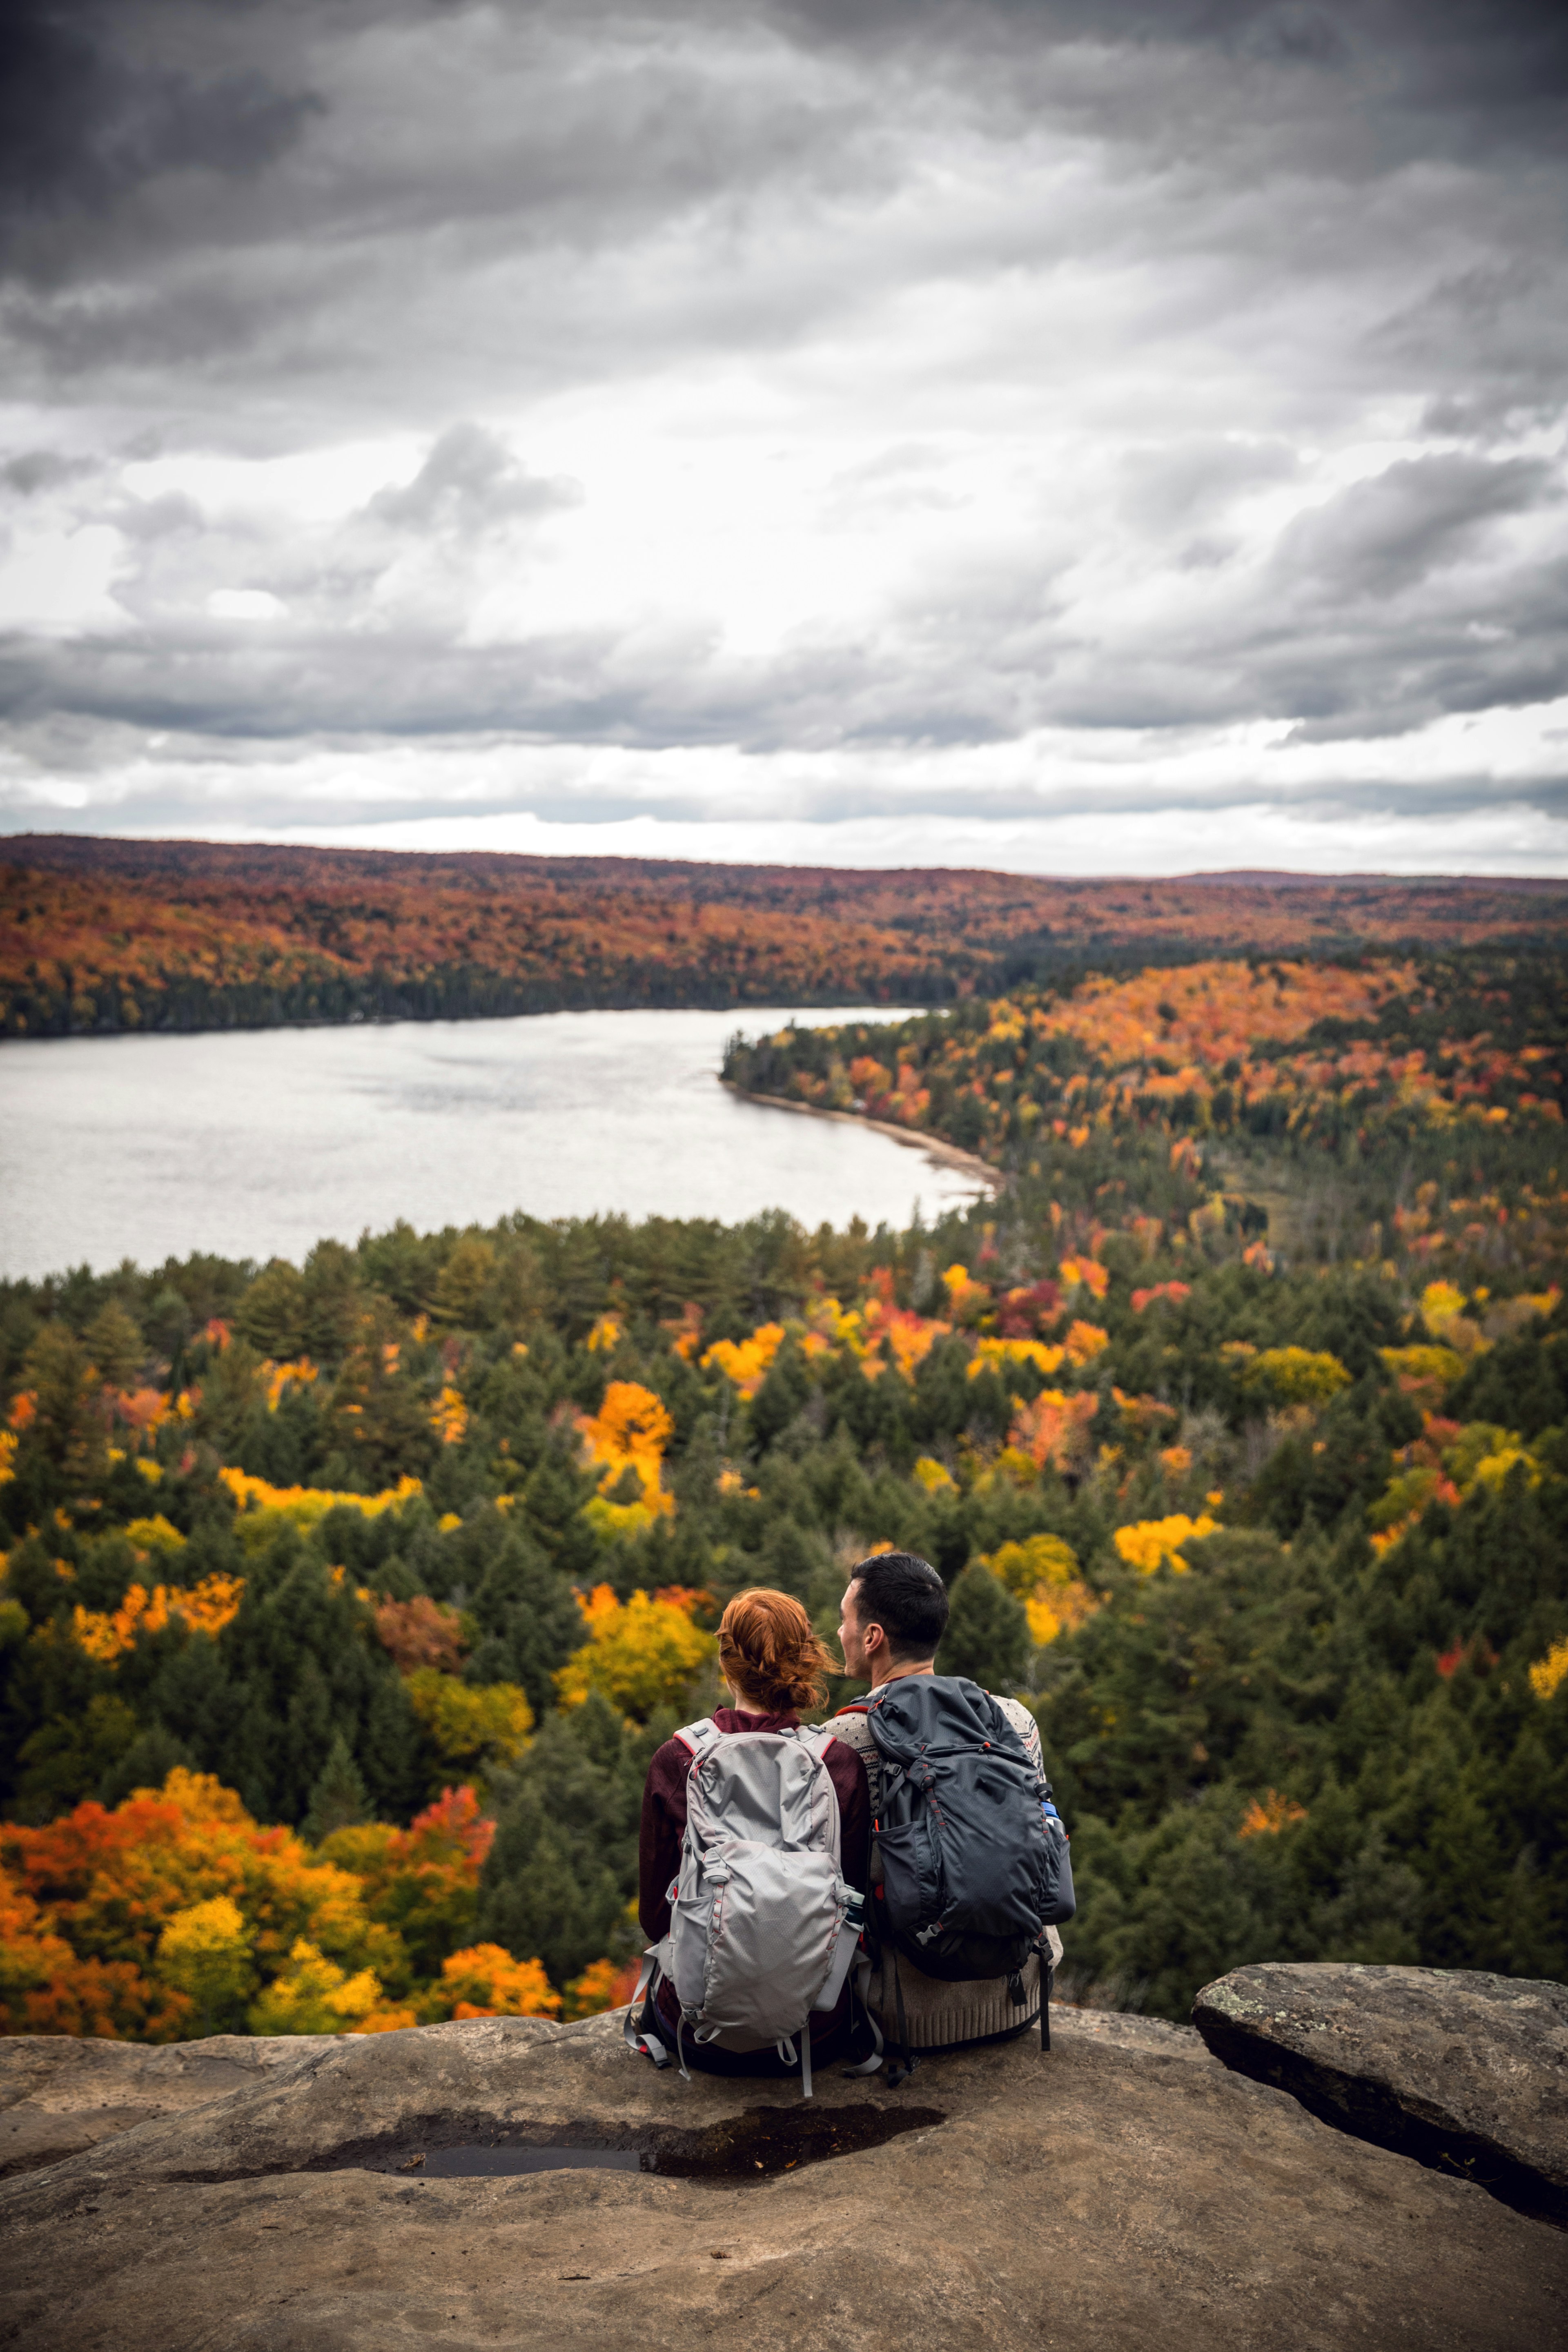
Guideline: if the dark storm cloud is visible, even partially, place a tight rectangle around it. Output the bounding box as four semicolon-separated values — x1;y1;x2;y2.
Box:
0;2;866;305
1274;455;1554;605
777;0;1568;127
0;1;323;267
0;0;1555;452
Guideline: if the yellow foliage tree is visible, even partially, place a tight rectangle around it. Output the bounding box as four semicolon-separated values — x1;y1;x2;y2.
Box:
555;1585;715;1720
940;1264;989;1319
1114;1515;1221;1575
974;1534;1100;1645
1419;1281;1468;1336
72;1575;245;1664
1527;1637;1568;1703
1239;1347;1352;1407
701;1325;785;1398
967;1338;1065;1381
1063;1320;1110;1368
980;1533;1080;1596
1380;1344;1465;1395
428;1385;469;1445
428;1942;560;2020
218;1467;423;1550
911;1455;956;1493
155;1894;256;2031
248;1937;414;2034
402;1670;534;1779
577;1380;676;1535
122;1514;187;1558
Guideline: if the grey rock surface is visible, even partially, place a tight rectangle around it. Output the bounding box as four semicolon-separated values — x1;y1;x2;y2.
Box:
2;2007;1565;2352
1193;1962;1568;2223
0;2034;319;2181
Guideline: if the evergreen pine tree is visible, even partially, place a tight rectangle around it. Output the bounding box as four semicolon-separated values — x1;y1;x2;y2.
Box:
465;1533;585;1720
477;1697;648;1982
303;1731;370;1844
939;1563;1031;1690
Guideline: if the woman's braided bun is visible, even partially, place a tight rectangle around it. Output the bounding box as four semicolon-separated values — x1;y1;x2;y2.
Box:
717;1588;836;1714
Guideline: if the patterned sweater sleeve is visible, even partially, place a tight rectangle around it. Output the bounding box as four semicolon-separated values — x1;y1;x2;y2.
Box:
997;1693;1045;1774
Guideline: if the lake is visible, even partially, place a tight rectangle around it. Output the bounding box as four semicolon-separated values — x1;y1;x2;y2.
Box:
0;1006;987;1280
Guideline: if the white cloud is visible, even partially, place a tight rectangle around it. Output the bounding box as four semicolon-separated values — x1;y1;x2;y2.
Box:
207;588;286;620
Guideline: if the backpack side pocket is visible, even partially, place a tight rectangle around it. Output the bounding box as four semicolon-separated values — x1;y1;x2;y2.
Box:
1040;1813;1076;1926
874;1815;944;1942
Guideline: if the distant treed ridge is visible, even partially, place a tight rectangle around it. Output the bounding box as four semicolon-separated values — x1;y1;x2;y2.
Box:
3;834;1566;1038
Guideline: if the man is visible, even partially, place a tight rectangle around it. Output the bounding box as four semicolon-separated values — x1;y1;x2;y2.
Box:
827;1549;1065;2057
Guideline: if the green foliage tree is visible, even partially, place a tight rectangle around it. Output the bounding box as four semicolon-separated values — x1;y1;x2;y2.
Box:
235;1262;308;1359
84;1300;144;1390
939;1563;1031;1690
477;1696;664;1985
303;1732;370;1844
463;1532;586;1720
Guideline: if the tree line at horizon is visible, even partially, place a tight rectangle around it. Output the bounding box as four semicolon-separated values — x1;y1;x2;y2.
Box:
4;836;1566;1040
1;947;1565;2039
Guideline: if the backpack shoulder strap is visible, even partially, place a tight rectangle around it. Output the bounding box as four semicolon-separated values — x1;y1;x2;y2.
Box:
673;1717;725;1764
791;1723;839;1765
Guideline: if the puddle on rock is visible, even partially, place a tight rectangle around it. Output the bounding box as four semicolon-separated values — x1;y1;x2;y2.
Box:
365;2102;945;2185
419;2146;644;2179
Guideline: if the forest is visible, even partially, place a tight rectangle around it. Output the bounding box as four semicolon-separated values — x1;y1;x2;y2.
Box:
4;833;1566;1039
1;945;1565;2038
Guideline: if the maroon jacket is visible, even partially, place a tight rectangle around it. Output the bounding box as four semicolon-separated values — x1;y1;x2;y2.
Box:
638;1706;871;2043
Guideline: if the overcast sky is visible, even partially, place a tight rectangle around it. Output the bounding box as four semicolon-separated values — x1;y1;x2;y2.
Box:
0;0;1564;876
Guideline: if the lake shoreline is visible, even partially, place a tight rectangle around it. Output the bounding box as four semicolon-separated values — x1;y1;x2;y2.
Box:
721;1078;1005;1195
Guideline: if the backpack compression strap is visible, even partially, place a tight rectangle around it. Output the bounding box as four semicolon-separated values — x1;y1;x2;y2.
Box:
623;1949;671;2067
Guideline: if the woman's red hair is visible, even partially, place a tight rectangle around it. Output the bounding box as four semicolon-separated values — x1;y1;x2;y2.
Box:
717;1588;836;1713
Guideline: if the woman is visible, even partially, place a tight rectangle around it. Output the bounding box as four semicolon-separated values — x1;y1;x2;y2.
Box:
634;1586;870;2072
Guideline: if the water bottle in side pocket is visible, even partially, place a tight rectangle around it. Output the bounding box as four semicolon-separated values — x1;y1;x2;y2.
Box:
1040;1796;1076;1927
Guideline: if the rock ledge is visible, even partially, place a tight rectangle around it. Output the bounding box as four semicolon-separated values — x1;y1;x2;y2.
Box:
1193;1961;1568;2225
3;2003;1566;2351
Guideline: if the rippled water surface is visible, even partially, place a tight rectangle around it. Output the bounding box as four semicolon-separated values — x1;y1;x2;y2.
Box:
0;1006;984;1278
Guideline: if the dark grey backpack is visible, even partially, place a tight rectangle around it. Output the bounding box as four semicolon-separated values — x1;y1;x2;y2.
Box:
864;1674;1074;1988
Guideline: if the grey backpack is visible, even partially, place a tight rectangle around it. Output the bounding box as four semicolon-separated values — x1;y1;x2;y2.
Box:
626;1718;864;2098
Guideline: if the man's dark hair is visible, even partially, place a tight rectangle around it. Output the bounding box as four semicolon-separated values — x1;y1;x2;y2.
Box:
850;1551;949;1662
